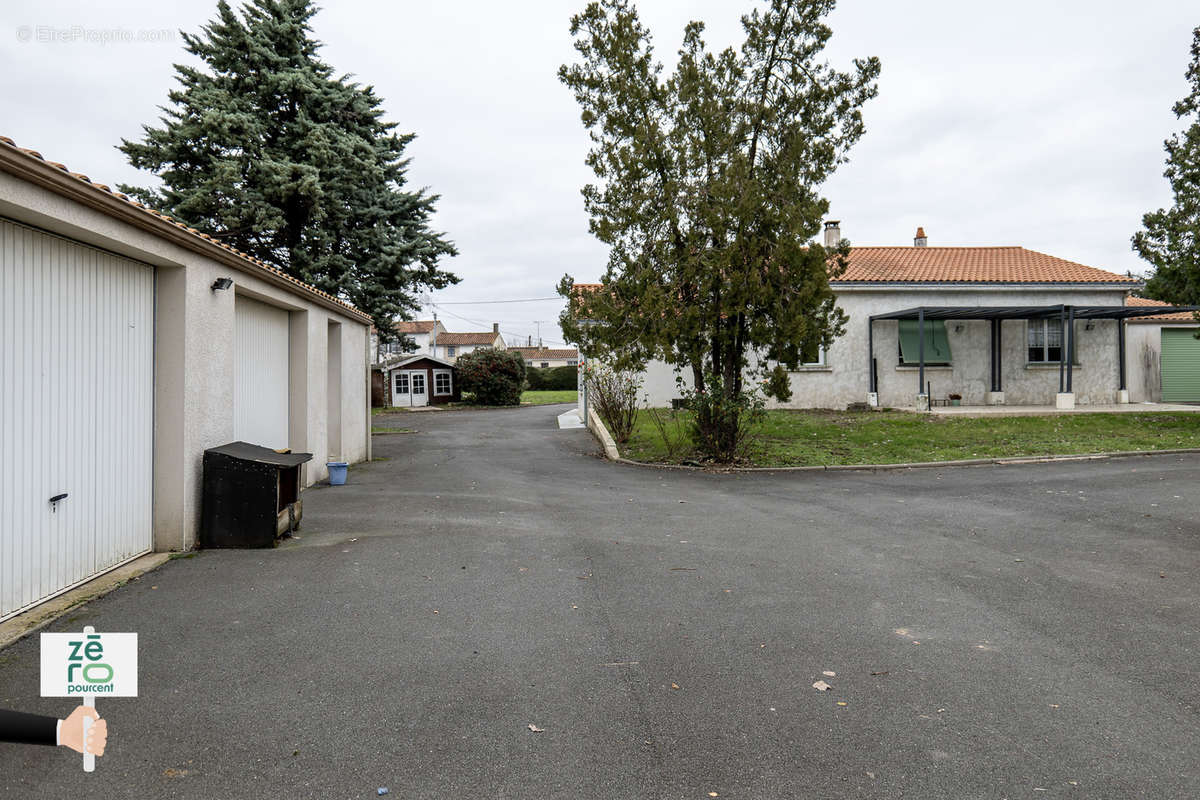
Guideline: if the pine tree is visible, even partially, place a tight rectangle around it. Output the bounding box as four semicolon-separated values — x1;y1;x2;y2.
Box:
558;0;879;460
1134;27;1200;305
119;0;458;335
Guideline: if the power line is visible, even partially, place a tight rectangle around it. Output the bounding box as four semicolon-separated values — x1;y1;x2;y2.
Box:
428;303;570;347
431;297;563;305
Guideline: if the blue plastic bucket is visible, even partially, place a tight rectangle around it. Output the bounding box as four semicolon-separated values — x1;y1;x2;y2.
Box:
327;462;348;486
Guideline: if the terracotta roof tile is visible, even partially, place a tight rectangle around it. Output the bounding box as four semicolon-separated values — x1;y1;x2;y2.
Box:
0;135;370;322
394;320;439;334
510;347;579;360
438;332;502;346
1126;295;1199;323
834;246;1136;284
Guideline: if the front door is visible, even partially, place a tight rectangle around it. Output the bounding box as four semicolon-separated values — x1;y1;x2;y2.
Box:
392;371;409;406
410;371;428;406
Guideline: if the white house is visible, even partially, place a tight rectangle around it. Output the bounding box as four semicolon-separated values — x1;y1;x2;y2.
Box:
511;346;579;368
434;325;506;361
0;136;371;622
371;319;447;363
1125;298;1200;403
575;223;1197;411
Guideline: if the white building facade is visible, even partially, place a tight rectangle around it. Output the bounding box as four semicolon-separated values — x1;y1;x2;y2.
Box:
0;137;371;621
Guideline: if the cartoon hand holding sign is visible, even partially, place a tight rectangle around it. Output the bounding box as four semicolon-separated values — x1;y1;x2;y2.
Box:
39;626;137;772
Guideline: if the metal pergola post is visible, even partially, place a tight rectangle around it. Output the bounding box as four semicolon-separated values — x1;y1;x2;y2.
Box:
1058;305;1066;393
917;307;926;396
1118;318;1127;392
867;318;876;393
1066;306;1075;393
989;318;1001;392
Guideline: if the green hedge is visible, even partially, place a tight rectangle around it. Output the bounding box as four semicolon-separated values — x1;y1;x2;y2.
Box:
457;349;527;406
526;365;578;391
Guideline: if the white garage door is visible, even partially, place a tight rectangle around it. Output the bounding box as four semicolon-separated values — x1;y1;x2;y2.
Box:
234;295;290;449
0;219;154;621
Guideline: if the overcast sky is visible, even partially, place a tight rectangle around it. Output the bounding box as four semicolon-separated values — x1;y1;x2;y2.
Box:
1;1;1195;346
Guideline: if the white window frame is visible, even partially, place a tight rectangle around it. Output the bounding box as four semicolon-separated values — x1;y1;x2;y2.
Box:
801;346;826;367
1027;318;1075;364
567;359;578;366
433;369;453;396
446;345;457;357
540;362;550;369
393;372;409;393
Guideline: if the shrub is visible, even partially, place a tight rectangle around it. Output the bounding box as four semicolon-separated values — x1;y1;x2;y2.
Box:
584;362;641;443
682;371;766;462
457;349;527;406
527;365;579;391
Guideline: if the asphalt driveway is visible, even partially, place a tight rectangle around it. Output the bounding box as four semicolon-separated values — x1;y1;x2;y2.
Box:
2;404;1198;799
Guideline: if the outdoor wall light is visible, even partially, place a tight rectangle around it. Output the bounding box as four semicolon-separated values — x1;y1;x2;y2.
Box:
954;324;964;333
1085;321;1095;331
211;277;234;291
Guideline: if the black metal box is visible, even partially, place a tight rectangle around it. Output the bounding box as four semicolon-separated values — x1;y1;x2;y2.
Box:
200;442;313;548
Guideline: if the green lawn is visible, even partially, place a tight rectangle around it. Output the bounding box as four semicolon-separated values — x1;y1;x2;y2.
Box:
521;390;578;405
619;408;1200;467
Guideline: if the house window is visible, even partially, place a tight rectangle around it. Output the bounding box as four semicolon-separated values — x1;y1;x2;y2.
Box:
434;370;452;396
567;359;578;366
898;320;952;365
801;341;825;366
540;362;550;369
1028;318;1068;363
394;372;409;393
446;346;457;357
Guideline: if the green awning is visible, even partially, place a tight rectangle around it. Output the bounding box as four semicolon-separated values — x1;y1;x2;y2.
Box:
898;319;952;364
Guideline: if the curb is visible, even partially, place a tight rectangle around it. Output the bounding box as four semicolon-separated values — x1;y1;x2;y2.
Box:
586;407;622;460
0;552;172;652
607;447;1200;474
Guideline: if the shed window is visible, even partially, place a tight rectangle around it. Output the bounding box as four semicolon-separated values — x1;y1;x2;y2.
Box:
394;372;409;393
434;370;452;396
1028;318;1063;363
898;320;952;365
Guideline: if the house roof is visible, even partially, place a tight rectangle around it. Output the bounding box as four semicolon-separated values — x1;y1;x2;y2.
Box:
394;320;440;334
833;247;1138;285
1125;295;1199;323
438;332;502;346
388;354;455;369
0;135;371;322
510;347;579;360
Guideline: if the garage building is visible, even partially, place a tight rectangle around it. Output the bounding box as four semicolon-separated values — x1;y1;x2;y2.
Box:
0;137;371;622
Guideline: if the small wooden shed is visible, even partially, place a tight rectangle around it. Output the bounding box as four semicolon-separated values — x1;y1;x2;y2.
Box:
386;355;460;407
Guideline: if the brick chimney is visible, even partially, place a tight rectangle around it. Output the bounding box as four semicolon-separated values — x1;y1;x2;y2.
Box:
914;227;928;247
823;220;841;249
493;322;499;334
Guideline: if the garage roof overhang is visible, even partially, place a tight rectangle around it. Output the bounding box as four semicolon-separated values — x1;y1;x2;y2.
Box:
870;305;1200;322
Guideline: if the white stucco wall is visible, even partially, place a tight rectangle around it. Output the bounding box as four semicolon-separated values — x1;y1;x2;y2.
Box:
629;285;1133;409
1126;322;1200;403
0;169;370;551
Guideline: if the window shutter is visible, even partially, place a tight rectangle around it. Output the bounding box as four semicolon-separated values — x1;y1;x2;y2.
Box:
898;320;952;364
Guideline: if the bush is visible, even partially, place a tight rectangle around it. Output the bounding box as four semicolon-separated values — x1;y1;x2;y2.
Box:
584;362;641;443
457;349;527;406
683;371;766;462
526;365;578;391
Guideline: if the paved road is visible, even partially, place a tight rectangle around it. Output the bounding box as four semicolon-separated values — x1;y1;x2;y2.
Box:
2;404;1199;799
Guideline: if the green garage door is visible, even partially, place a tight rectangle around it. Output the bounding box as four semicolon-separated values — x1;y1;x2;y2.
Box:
1161;328;1200;402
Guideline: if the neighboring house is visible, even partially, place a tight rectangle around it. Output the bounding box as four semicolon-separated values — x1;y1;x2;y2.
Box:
387;355;460;407
434;324;506;361
1125;297;1200;403
572;223;1196;410
371;319;447;363
0;136;371;621
511;346;579;368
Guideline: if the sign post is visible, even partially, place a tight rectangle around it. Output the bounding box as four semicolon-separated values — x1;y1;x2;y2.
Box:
41;625;138;772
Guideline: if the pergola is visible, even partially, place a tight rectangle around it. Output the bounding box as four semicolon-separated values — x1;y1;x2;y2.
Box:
867;305;1199;401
